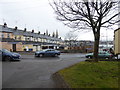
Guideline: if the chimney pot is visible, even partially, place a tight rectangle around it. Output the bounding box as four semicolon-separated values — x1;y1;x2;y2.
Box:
14;26;18;30
38;31;40;34
32;29;34;33
3;22;7;28
24;28;27;32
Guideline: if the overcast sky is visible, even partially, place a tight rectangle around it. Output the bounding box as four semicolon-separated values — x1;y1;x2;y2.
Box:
0;0;118;41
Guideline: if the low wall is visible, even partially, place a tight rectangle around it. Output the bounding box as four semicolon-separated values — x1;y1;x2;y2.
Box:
59;49;90;53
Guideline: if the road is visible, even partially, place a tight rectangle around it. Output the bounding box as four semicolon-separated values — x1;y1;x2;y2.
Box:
2;53;86;88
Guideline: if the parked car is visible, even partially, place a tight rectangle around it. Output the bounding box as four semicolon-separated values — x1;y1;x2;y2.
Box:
0;49;21;61
35;49;61;57
85;51;114;59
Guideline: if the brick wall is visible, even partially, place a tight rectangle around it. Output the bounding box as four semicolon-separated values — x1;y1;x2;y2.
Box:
1;42;12;51
1;42;23;51
16;43;23;51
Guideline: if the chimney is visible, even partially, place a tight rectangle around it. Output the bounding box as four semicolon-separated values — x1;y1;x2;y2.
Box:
24;28;27;32
14;26;18;30
52;32;55;37
46;29;48;35
56;30;58;38
32;29;34;33
3;22;7;28
38;31;40;34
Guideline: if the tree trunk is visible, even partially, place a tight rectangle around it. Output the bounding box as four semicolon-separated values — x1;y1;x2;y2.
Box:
93;33;100;62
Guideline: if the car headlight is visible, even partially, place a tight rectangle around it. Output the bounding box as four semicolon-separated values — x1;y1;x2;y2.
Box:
12;54;18;57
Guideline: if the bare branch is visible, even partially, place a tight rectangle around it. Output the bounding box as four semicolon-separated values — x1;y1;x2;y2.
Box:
101;12;120;25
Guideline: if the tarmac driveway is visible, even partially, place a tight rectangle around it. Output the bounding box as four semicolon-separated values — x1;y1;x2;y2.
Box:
2;53;86;88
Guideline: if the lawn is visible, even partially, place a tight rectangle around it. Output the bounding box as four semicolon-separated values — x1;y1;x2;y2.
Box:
59;61;119;88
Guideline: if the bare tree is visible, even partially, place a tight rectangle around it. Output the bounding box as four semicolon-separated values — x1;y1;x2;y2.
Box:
50;0;120;62
65;31;78;49
65;31;78;41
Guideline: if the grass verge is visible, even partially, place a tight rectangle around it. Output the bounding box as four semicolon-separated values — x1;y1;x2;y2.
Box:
58;61;119;88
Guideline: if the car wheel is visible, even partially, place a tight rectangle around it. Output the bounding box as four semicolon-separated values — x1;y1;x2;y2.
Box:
35;53;40;57
89;56;92;59
39;54;43;57
4;56;11;61
105;57;109;59
54;54;58;57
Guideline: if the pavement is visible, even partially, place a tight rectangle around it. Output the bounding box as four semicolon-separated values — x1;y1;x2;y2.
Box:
2;53;86;88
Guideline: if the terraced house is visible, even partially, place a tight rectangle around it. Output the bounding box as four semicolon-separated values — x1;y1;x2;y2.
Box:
114;28;120;56
0;23;64;52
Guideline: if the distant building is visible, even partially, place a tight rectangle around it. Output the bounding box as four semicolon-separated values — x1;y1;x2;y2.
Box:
0;23;64;51
114;28;120;55
99;41;114;51
64;40;94;53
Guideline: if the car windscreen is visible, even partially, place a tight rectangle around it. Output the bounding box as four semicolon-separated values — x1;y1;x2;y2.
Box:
99;52;107;54
2;49;11;53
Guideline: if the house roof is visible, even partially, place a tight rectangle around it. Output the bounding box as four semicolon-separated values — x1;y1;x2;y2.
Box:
0;25;13;33
0;25;63;41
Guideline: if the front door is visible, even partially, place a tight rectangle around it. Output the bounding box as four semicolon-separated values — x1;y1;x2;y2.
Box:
12;44;16;52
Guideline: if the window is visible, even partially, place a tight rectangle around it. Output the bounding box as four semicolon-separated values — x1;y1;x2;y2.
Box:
14;36;17;39
18;36;21;40
25;37;27;41
31;37;33;41
25;37;30;41
36;38;38;42
2;34;4;38
47;40;50;43
38;38;42;42
7;33;10;38
29;37;32;41
34;38;35;41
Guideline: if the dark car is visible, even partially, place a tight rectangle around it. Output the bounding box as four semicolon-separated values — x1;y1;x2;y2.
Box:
85;51;114;59
35;49;61;57
0;49;21;61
